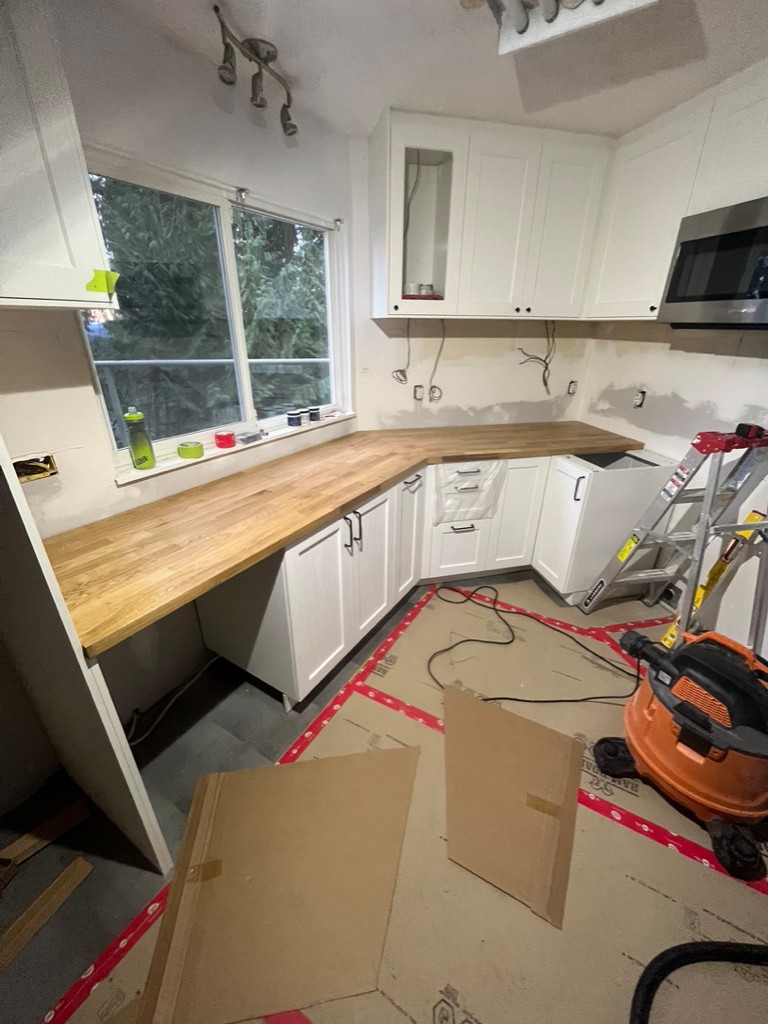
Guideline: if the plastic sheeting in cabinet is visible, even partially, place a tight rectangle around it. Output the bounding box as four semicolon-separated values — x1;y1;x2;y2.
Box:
433;461;504;524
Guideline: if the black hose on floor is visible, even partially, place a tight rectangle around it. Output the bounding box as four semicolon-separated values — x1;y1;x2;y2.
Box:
630;941;768;1024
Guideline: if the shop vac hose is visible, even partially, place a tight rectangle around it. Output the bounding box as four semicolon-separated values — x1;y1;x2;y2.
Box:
630;941;768;1024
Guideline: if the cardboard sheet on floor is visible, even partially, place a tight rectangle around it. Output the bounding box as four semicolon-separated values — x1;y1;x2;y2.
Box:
137;747;419;1024
444;686;583;927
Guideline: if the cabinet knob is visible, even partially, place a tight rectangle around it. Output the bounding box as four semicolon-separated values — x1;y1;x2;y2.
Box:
649;305;658;312
515;306;521;313
525;307;531;313
393;304;399;312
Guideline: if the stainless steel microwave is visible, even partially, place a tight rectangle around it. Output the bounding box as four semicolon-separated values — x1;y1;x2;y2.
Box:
658;196;768;328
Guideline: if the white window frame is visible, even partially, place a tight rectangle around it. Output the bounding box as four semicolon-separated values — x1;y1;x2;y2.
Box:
82;147;352;475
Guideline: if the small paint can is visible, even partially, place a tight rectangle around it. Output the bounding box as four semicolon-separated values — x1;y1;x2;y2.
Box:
287;410;302;427
309;407;320;422
214;430;236;449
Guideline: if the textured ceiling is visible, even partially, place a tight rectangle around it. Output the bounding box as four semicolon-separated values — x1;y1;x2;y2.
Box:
112;0;768;137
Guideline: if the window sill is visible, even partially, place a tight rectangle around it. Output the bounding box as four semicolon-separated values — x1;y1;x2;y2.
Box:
114;411;356;487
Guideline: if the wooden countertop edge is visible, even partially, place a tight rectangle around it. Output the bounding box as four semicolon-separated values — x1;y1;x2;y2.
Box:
46;424;645;658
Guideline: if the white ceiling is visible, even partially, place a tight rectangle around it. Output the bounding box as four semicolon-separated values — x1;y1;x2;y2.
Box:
114;0;768;138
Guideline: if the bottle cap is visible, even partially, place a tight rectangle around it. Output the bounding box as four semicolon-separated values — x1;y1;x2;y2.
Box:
124;407;145;421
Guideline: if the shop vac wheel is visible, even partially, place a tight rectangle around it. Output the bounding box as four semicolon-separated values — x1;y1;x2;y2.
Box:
592;737;639;779
706;821;767;881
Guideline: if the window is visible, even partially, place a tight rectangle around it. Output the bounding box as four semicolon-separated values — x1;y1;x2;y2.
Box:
83;172;342;459
232;207;332;419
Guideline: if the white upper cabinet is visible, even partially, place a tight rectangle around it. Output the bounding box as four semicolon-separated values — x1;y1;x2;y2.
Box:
378;115;470;317
524;141;609;319
583;103;711;319
369;112;608;319
688;69;768;215
0;0;113;309
458;128;541;316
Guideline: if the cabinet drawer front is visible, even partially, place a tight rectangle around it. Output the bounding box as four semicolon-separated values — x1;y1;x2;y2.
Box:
429;521;489;576
434;461;504;522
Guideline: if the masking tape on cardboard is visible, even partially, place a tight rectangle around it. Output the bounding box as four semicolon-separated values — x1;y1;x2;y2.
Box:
526;793;562;819
187;859;222;883
177;440;205;459
85;269;120;294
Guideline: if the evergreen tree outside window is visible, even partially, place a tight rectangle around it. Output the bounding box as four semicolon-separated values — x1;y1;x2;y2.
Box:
83;175;337;453
232;206;331;419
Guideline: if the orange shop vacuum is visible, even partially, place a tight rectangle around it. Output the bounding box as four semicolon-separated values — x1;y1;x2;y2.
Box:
594;630;768;880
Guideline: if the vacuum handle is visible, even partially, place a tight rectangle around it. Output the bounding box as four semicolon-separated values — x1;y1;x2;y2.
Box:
620;630;677;677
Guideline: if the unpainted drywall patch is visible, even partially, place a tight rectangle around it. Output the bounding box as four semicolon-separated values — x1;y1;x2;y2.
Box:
381;396;573;430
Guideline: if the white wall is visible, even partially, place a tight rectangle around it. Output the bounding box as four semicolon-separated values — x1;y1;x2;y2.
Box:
579;322;768;652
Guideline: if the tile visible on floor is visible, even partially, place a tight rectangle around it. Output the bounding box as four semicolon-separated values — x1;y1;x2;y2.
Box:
139;717;270;814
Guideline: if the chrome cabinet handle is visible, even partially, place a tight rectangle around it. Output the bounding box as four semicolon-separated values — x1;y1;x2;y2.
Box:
573;475;586;502
455;483;480;492
456;468;481;475
343;515;354;553
450;524;476;533
352;509;363;545
403;474;422;486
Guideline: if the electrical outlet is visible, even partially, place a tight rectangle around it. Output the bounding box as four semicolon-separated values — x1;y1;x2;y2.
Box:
413;384;424;401
567;380;578;396
633;389;647;408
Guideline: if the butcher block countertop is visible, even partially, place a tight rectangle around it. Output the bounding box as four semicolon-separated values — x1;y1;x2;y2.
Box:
45;422;642;657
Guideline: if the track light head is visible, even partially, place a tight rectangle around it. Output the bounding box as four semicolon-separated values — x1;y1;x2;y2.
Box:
250;70;267;108
218;41;236;85
280;103;298;137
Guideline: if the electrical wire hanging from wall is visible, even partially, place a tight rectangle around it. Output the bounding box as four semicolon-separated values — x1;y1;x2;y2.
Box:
402;150;422;241
429;318;445;402
519;320;556;394
392;318;412;385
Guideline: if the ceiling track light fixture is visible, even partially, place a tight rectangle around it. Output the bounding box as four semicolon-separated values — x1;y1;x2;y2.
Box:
213;5;297;136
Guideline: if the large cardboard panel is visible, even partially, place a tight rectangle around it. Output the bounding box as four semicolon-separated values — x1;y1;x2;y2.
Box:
443;686;583;927
137;747;419;1024
68;693;767;1024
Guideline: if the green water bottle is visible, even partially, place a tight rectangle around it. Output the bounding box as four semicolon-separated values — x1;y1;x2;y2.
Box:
124;407;156;470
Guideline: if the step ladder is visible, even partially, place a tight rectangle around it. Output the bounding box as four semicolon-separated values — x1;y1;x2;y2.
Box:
579;430;768;647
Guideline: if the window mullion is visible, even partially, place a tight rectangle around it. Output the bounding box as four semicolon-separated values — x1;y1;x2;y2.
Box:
217;201;257;424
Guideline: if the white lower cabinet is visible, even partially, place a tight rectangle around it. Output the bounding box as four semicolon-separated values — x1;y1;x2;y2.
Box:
393;473;425;600
532;452;672;601
424;457;548;577
198;484;401;706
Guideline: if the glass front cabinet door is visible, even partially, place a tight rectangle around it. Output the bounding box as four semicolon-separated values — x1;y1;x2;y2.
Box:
387;118;469;316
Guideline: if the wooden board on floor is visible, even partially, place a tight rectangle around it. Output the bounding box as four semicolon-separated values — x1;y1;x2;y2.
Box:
0;858;92;970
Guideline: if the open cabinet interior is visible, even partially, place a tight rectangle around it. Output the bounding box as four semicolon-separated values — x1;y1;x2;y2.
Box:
401;146;453;302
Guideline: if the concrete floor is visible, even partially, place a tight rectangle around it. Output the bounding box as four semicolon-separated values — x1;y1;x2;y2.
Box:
0;586;429;1024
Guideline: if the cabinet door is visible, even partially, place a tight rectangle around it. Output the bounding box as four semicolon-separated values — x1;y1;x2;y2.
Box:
531;457;592;593
345;490;393;645
393;473;424;600
0;0;112;308
285;519;348;697
487;458;548;570
388;116;469;316
524;143;609;318
688;74;768;214
458;128;541;316
583;105;710;318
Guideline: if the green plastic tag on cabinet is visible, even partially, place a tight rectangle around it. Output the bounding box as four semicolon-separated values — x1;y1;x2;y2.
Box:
85;269;120;295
